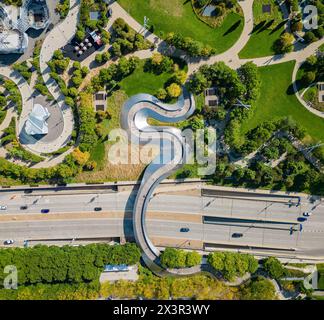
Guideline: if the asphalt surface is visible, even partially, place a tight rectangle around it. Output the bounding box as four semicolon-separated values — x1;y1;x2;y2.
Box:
0;190;323;258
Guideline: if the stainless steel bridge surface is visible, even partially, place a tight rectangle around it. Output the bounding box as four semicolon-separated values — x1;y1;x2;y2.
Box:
121;88;201;275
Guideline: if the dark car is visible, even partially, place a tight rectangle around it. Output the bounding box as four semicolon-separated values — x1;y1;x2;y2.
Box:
180;227;190;232
232;233;243;238
94;207;102;212
41;209;50;214
297;217;307;222
20;205;28;210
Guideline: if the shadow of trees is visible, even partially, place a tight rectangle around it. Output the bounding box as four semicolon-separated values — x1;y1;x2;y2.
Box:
223;20;242;36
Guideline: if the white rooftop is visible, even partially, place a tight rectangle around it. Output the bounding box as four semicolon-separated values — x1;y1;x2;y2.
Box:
25;103;50;136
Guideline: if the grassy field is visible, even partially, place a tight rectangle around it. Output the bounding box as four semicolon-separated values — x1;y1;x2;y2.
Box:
118;0;243;54
317;264;324;290
253;0;283;26
239;26;284;58
119;59;175;96
240;61;324;144
239;0;285;58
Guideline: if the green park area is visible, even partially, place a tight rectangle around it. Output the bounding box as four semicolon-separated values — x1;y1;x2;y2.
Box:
74;56;188;182
317;264;324;290
240;61;324;144
239;0;285;58
118;0;243;54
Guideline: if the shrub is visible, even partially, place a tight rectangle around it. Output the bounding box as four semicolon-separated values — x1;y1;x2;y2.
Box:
263;257;287;280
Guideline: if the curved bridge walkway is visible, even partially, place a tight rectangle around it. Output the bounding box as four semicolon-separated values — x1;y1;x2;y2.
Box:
121;89;203;275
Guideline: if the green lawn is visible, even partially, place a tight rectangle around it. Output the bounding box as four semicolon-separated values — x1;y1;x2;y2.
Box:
239;0;285;58
118;0;244;54
253;0;283;26
240;61;324;144
119;58;181;96
239;26;284;58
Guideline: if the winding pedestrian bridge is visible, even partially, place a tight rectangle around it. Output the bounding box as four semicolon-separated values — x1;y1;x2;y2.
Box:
121;88;204;275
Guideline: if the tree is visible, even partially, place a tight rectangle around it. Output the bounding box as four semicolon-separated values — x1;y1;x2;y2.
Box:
100;30;111;45
72;76;83;87
173;70;187;85
72;148;90;166
111;42;122;57
81;66;89;77
186;251;202;267
241;276;277;300
189;72;209;94
166;83;181;98
151;52;163;66
291;20;303;32
160;248;186;268
156;88;167;100
238;62;261;101
274;33;294;54
95;54;103;64
303;31;317;43
208;251;258;281
263;257;287;280
302;71;316;85
64;96;75;107
0;96;7;109
68;87;78;98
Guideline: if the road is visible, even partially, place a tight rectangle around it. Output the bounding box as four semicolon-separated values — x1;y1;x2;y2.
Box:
1;189;324;258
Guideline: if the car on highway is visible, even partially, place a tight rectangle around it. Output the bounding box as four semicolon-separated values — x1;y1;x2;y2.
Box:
4;240;14;245
41;209;50;214
303;211;312;217
94;207;102;212
232;233;243;238
180;227;190;232
0;205;7;210
20;205;28;210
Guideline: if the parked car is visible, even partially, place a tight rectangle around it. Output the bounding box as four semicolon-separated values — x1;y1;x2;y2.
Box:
94;207;102;212
232;233;243;238
303;211;312;217
4;240;14;245
297;217;307;222
0;205;7;210
300;224;303;232
20;205;28;210
41;209;50;214
180;227;190;232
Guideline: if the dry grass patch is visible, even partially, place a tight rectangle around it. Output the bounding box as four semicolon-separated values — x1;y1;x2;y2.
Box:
149;0;184;17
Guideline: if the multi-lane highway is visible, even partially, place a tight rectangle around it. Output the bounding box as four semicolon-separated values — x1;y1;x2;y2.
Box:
0;187;323;259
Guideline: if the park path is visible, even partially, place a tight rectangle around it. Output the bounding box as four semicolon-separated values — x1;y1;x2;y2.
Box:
38;0;80;155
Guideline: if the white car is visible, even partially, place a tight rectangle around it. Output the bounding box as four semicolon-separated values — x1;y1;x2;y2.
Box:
0;205;7;210
303;211;312;217
4;240;14;245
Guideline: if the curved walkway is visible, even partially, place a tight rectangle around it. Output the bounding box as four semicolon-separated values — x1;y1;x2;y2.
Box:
0;0;79;157
292;58;324;119
37;0;80;154
121;88;197;275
